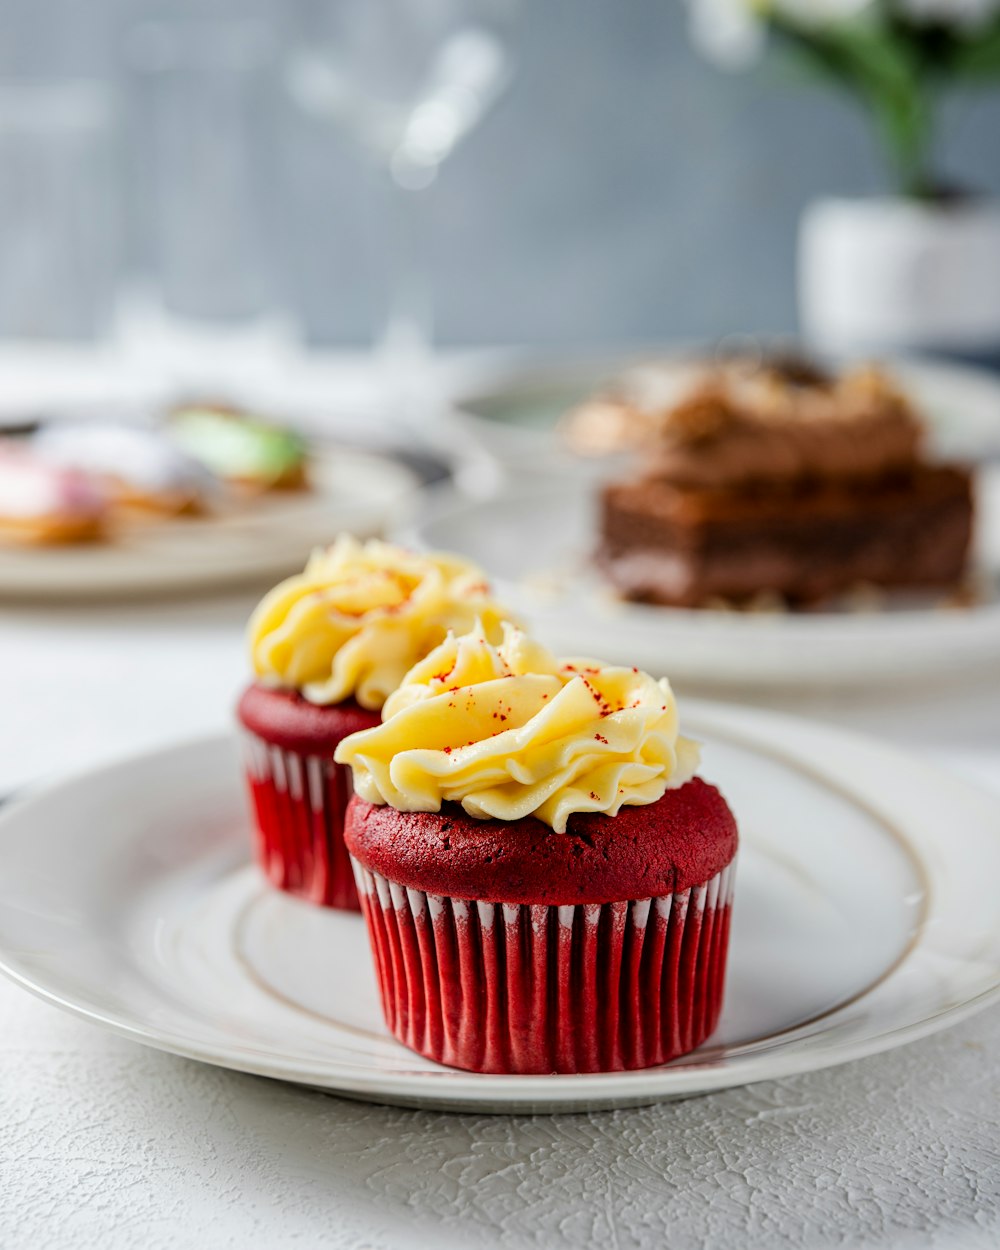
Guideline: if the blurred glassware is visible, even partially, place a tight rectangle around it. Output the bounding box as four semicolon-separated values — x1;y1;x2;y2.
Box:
0;78;121;341
118;13;297;380
286;0;519;417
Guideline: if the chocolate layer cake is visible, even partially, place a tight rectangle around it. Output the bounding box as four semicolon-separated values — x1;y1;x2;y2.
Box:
596;364;974;607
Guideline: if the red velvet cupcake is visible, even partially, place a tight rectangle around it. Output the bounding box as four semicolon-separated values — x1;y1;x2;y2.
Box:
336;623;738;1073
237;685;379;910
238;537;510;910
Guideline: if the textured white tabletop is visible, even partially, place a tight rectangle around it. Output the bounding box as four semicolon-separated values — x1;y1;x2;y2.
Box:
2;587;999;1250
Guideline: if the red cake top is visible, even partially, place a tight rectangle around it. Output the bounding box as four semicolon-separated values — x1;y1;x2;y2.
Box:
345;778;737;905
237;682;379;753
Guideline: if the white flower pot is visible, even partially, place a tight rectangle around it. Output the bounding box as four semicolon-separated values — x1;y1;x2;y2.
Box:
799;196;1000;356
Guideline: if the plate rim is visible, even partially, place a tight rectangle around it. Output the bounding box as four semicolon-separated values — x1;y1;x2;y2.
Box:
1;709;1000;1113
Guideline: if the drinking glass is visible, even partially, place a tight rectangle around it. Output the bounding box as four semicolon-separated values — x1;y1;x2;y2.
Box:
286;0;520;421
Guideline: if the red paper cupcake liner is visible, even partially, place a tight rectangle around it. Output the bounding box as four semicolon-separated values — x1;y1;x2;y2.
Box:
351;857;736;1074
242;732;360;911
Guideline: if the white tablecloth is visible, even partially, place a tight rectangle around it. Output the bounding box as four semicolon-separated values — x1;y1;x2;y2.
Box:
2;339;999;1249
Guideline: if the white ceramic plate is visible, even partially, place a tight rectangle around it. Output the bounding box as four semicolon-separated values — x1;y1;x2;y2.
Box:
404;470;1000;687
454;351;1000;473
0;448;418;601
1;705;999;1114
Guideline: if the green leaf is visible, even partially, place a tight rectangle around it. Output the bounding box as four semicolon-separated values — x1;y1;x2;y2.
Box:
767;15;936;195
771;16;915;94
948;21;1000;82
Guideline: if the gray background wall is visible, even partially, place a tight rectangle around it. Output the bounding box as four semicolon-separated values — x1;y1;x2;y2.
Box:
3;0;1000;347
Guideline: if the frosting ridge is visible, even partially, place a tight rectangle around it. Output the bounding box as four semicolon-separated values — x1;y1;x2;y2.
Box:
335;624;700;832
248;536;510;709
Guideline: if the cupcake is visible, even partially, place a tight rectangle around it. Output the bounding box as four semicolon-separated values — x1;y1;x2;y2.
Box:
336;624;738;1074
237;536;511;911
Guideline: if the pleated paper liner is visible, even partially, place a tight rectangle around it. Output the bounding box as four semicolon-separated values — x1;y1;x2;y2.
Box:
242;732;361;912
353;858;736;1074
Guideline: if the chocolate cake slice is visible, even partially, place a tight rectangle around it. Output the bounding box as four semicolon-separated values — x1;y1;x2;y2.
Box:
596;364;974;607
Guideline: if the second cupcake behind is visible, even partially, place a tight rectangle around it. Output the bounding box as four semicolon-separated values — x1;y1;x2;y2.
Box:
238;536;511;910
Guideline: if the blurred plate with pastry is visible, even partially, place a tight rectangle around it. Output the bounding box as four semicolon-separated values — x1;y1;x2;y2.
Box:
413;352;999;686
0;400;418;600
594;360;973;608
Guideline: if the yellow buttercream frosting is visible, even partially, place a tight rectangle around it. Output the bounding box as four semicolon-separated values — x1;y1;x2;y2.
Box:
248;536;511;709
335;623;700;832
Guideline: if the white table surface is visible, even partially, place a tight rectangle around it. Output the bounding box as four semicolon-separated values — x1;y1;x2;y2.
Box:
2;346;1000;1250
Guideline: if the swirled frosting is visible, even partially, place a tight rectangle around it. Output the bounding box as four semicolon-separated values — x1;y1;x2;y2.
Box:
335;624;700;832
248;536;510;710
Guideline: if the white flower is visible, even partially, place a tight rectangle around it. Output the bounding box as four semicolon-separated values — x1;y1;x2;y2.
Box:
892;0;1000;28
686;0;766;69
